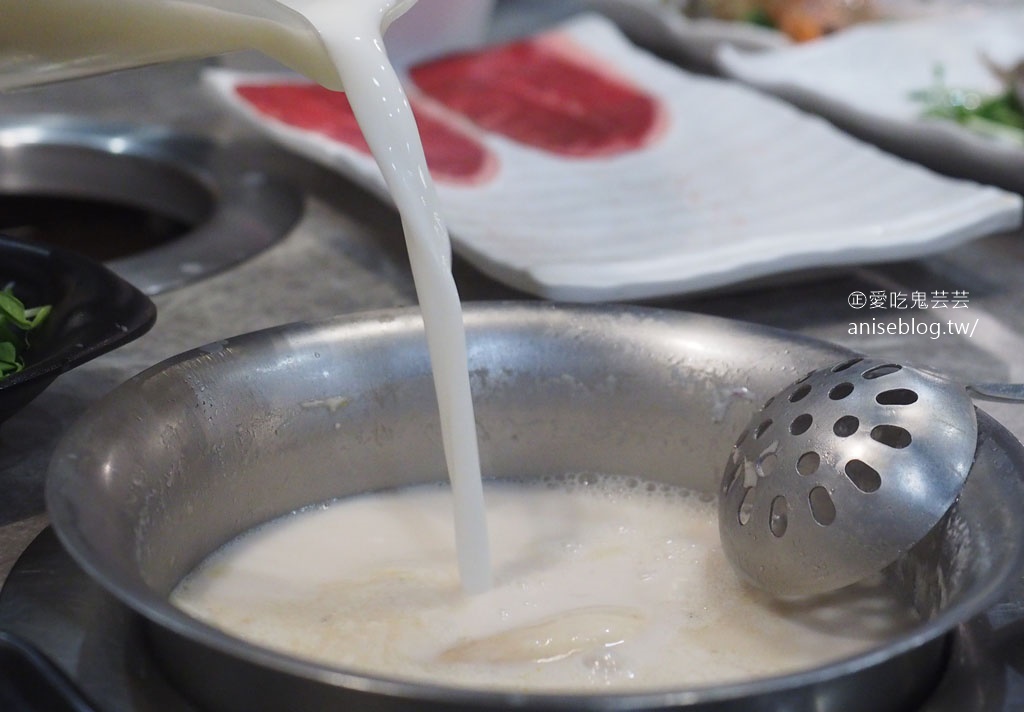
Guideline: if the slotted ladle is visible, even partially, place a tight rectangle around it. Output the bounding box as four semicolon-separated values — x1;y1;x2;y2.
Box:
719;356;1024;598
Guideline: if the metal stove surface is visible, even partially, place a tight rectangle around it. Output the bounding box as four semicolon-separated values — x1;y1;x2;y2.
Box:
3;2;1024;710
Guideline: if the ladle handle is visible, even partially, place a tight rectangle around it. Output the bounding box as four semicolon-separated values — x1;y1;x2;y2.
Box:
966;383;1024;404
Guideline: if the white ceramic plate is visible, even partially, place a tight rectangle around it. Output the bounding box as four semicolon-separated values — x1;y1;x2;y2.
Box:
585;0;789;66
205;14;1021;302
585;0;972;64
716;9;1024;194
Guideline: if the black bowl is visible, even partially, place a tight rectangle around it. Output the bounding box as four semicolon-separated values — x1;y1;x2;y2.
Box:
0;234;156;426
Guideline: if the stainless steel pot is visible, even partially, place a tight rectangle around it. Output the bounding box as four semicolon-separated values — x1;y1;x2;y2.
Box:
45;303;1024;711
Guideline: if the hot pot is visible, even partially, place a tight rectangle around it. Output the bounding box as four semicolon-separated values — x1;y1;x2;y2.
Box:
44;303;1024;711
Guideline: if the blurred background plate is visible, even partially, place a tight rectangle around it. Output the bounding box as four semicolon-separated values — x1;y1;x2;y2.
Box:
716;9;1024;195
587;0;789;68
585;0;978;67
0;234;156;427
205;15;1022;302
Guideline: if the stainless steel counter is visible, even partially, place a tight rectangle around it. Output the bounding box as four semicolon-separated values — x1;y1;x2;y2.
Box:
1;2;1024;709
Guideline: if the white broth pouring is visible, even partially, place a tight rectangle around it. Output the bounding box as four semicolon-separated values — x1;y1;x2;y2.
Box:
291;0;492;593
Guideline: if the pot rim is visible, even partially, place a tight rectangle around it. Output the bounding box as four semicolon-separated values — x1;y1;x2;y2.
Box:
45;303;1024;708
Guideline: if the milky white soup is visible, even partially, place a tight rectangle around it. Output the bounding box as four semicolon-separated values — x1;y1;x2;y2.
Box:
172;474;917;692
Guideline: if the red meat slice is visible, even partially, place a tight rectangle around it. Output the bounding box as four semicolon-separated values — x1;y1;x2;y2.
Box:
234;83;496;185
410;35;665;158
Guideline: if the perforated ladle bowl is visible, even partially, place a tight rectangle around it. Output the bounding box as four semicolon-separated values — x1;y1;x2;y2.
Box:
719;356;982;598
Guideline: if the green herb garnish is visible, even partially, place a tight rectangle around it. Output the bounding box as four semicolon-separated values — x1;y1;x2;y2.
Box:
0;286;51;379
911;64;1024;147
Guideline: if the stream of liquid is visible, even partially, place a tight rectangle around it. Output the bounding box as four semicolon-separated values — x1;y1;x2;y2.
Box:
295;0;493;593
0;0;493;591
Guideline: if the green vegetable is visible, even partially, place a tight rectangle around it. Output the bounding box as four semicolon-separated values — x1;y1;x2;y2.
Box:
742;7;775;29
0;286;51;379
910;65;1024;146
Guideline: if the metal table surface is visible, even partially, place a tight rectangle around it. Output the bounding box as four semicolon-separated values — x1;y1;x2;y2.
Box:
2;3;1024;710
